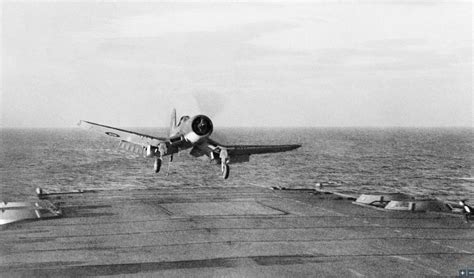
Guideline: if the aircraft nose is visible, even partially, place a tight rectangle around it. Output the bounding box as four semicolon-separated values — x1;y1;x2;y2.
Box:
191;115;213;136
198;119;207;131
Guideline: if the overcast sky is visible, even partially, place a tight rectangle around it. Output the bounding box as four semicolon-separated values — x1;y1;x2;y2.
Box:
1;1;472;128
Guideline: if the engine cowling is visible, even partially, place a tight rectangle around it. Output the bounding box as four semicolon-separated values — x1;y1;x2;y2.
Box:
191;115;213;136
184;115;213;143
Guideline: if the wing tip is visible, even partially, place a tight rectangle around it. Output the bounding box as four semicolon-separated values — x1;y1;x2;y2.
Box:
290;144;302;150
78;120;93;128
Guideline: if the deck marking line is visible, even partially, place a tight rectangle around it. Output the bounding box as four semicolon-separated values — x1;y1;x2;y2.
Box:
393;256;441;275
392;255;412;261
445;245;471;254
348;268;365;277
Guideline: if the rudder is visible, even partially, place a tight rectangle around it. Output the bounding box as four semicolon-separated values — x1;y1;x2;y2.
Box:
170;108;177;136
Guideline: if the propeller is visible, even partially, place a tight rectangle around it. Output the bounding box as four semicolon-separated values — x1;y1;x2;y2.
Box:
193;90;225;119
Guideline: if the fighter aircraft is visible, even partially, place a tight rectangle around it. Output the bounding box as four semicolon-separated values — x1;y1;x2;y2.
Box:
78;109;301;179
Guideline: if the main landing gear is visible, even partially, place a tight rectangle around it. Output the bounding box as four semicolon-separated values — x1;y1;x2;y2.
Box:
153;143;168;174
219;147;230;179
154;157;162;173
221;163;230;179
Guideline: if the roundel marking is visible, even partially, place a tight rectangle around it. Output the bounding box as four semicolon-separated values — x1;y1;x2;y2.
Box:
105;132;120;137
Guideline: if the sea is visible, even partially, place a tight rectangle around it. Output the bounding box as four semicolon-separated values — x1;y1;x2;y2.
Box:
0;127;472;202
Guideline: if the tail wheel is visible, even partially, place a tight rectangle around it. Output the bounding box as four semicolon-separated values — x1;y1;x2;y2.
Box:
222;164;230;179
154;158;162;173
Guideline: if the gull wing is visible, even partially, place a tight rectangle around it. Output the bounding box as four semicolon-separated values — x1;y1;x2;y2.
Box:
207;138;301;156
224;144;301;155
191;138;300;164
78;120;167;147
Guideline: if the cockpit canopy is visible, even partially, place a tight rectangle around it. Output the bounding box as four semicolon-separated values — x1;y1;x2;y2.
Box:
177;116;190;126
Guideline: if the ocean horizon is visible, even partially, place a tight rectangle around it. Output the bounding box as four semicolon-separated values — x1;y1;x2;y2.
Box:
1;127;472;203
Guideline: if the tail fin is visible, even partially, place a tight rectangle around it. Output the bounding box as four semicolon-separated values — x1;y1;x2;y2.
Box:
169;108;177;136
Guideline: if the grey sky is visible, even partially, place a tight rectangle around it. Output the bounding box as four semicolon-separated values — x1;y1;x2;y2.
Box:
1;1;472;128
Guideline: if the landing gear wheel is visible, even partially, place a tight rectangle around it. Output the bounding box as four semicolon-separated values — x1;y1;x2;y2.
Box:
154;158;162;173
222;164;230;179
